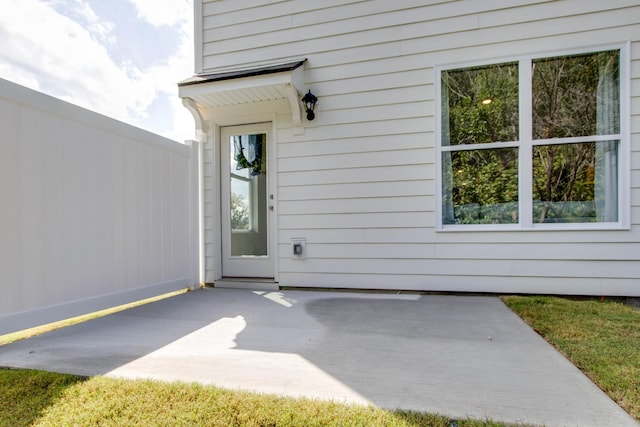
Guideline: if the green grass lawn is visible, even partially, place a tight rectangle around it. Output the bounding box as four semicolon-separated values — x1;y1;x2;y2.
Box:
502;296;640;421
0;368;506;427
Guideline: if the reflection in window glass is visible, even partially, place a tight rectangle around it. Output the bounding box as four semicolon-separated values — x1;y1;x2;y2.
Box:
440;48;622;227
228;133;268;257
442;62;519;146
532;50;620;139
442;148;519;224
230;135;265;232
230;180;251;230
230;137;252;231
533;141;618;223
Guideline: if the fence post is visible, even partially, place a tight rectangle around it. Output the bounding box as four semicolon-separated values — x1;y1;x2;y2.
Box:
186;139;203;289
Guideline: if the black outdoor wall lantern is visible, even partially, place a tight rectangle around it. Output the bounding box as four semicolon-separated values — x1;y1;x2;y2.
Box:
301;90;317;121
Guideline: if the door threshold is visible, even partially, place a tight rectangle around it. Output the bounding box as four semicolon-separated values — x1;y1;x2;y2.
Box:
212;278;279;292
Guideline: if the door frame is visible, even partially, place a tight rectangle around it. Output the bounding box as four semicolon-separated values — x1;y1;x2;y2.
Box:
216;121;278;281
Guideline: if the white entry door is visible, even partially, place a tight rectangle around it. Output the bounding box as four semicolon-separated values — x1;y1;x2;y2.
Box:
220;124;274;278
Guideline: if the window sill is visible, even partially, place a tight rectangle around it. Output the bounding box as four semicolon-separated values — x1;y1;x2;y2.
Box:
437;223;628;232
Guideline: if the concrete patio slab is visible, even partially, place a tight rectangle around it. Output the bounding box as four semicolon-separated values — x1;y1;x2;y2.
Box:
0;288;637;427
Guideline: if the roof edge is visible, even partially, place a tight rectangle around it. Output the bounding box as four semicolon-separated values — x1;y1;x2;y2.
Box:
178;60;306;87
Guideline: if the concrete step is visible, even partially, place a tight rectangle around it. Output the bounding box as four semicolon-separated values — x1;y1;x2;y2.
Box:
212;279;279;291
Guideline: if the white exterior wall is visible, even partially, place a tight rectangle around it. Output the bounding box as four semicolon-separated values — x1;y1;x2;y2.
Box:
196;0;640;296
0;79;199;335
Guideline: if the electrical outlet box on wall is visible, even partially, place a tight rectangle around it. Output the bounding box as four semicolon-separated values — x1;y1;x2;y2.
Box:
291;238;306;259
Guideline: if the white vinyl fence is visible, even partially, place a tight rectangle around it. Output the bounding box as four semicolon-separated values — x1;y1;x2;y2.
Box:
0;79;199;335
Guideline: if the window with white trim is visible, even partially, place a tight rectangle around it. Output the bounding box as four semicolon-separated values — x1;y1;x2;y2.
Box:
438;47;626;229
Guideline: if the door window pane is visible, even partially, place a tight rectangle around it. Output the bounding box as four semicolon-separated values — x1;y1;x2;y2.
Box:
229;134;268;256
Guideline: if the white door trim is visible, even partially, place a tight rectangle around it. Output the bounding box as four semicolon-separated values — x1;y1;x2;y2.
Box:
219;122;277;279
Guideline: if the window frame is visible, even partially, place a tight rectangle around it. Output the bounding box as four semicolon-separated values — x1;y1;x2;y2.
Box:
435;43;630;231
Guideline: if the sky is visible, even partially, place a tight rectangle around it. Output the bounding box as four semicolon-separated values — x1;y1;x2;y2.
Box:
0;0;195;142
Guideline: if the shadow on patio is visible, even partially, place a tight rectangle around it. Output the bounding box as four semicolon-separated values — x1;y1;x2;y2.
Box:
0;287;636;427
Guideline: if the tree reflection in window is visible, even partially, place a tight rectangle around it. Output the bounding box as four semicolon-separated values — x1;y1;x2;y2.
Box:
441;62;519;224
440;49;621;226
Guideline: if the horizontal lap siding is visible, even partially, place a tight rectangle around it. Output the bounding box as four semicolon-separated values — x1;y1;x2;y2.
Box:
277;242;640;261
278;273;639;295
201;0;640;294
278;259;639;279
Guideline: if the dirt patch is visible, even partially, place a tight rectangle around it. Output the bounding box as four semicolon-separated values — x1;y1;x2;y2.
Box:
626;298;640;310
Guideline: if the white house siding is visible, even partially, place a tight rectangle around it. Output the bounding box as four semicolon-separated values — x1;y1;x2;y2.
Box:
197;0;640;295
0;79;199;335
